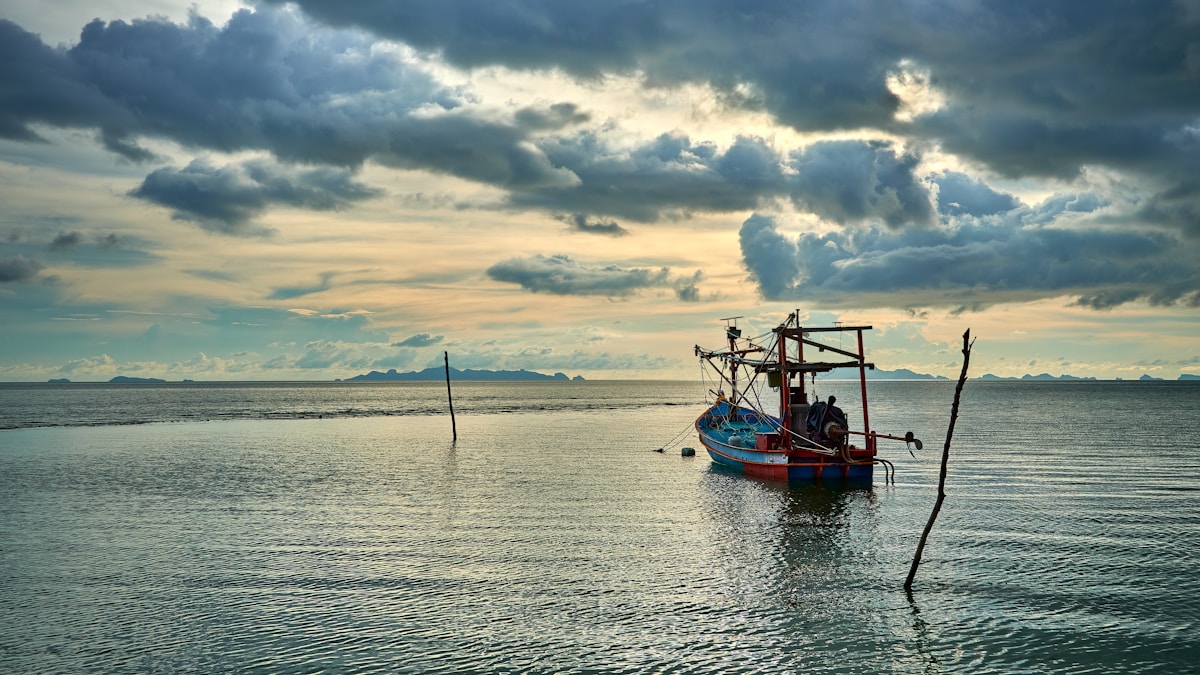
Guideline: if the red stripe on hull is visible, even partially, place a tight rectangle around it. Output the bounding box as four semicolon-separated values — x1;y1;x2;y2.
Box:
742;462;789;481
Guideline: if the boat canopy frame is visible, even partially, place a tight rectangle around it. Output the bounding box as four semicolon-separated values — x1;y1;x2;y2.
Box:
695;312;878;454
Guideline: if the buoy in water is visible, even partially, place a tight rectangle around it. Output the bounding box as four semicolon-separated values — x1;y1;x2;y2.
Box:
681;447;696;457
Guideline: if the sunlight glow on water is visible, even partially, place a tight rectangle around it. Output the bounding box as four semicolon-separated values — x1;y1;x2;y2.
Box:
2;381;1199;673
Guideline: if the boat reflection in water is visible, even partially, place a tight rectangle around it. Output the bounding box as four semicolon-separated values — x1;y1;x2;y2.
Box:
699;474;896;620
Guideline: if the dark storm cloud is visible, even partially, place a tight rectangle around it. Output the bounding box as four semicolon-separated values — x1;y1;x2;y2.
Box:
4;6;937;229
0;256;44;283
900;2;1200;182
6;1;1200;248
1;10;576;191
0;20;130;146
739;214;802;301
561;213;629;236
265;0;1200;210
129;159;383;235
256;0;667;77
260;0;907;130
933;171;1021;218
521;134;932;226
517;132;771;220
738;204;1200;310
486;254;674;296
1138;181;1200;238
787;141;934;228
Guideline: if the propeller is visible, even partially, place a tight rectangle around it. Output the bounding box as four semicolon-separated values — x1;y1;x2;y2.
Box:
904;431;923;457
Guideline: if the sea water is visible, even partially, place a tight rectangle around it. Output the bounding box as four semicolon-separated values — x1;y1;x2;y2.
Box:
1;380;1198;673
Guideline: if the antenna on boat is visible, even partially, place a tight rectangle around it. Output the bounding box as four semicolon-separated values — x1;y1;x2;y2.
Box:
720;316;743;341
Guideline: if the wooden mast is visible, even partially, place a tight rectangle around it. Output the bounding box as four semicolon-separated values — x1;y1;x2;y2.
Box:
722;316;742;407
856;328;871;452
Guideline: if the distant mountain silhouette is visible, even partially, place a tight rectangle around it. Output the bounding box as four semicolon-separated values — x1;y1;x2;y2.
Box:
341;367;583;382
866;368;948;380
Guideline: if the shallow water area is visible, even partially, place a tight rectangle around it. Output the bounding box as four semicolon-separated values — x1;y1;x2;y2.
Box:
2;381;1199;673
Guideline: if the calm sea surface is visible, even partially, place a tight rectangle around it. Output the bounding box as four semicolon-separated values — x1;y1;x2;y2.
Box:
1;380;1198;673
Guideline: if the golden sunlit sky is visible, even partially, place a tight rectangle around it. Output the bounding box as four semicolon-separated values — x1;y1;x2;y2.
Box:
2;0;1199;381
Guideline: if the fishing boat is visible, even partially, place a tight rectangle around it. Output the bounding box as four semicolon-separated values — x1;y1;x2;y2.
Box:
694;312;921;483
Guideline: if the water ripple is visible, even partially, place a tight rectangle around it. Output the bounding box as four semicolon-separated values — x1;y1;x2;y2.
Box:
3;383;1200;673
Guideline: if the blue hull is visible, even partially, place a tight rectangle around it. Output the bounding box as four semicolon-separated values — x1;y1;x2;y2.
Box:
697;402;875;483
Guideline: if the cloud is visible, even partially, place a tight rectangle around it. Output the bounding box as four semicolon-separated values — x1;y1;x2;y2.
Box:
251;1;1200;217
261;0;915;132
560;213;629;236
487;253;675;296
268;272;336;300
1;10;449;161
58;353;119;374
1137;180;1200;239
96;233;124;250
49;231;82;251
787;140;934;228
738;203;1200;310
426;344;672;373
510;132;767;220
289;340;374;370
515;133;939;227
393;333;444;348
1;10;578;190
129;159;383;235
739;214;802;301
20;4;1188;236
0;256;45;283
932;171;1021;218
20;21;949;230
256;0;667;78
674;270;704;302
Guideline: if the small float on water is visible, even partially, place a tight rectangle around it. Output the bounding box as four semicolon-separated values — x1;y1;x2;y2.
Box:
694;312;921;483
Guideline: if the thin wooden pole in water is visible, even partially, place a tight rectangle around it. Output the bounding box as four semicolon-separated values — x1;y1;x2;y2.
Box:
444;351;457;442
905;329;974;593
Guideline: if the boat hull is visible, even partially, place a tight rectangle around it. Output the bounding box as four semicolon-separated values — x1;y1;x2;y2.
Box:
696;403;874;483
702;442;874;483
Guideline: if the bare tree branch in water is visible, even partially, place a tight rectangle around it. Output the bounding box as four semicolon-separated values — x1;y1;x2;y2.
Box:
905;329;974;593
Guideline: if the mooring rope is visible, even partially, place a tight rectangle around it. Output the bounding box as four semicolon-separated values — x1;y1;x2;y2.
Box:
654;419;699;453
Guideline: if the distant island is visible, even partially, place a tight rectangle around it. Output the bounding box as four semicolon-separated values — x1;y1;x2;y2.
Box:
341;367;584;382
978;373;1098;381
109;376;167;383
867;368;948;381
977;373;1196;381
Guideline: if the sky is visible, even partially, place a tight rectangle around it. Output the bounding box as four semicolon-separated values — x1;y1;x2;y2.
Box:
2;0;1199;382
